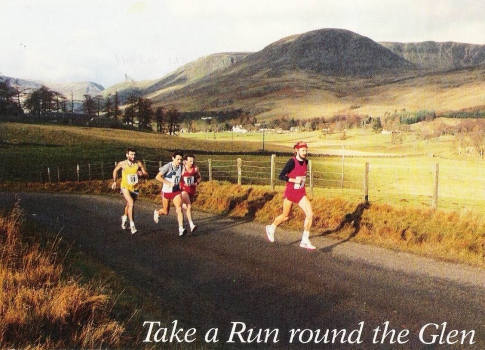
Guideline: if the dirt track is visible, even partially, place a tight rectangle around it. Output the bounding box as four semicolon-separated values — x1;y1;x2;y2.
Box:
2;192;485;349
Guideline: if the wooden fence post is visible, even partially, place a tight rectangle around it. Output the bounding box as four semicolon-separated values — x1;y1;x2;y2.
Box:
208;159;212;181
309;159;313;196
57;167;60;183
364;162;369;204
237;158;242;185
88;163;91;181
341;148;345;188
431;163;439;209
270;154;276;190
47;167;51;183
77;164;80;182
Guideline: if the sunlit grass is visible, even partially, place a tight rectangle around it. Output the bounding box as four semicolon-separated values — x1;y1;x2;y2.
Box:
0;203;124;349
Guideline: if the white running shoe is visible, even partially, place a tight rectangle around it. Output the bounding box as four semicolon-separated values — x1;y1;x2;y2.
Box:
265;225;275;243
190;224;197;233
300;241;316;250
121;215;127;230
153;210;159;223
130;224;137;234
179;227;187;236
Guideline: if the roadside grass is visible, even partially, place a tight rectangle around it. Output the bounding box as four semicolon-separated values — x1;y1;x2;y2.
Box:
0;202;123;349
0;200;209;349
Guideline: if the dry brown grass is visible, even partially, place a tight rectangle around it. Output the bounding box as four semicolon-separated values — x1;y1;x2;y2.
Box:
0;202;124;349
194;182;485;267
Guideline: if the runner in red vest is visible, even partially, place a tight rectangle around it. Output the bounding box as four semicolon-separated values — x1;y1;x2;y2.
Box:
265;141;316;250
180;153;202;233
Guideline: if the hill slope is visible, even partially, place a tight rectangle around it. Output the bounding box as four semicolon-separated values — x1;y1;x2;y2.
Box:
238;28;415;77
380;41;485;70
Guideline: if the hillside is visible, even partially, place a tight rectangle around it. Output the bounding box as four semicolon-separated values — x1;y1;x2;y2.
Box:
236;28;415;77
141;29;485;120
6;28;485;121
144;52;249;99
0;75;103;101
380;41;485;70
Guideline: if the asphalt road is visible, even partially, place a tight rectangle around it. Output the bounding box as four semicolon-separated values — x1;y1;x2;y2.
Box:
1;192;485;349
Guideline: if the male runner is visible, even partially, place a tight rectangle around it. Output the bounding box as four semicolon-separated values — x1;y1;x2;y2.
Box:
153;150;186;236
265;141;316;250
112;147;148;234
180;153;202;233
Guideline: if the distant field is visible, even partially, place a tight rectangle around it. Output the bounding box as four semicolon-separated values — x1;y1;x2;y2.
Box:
2;122;485;213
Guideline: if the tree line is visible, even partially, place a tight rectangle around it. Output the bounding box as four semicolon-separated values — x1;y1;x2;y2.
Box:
0;79;182;134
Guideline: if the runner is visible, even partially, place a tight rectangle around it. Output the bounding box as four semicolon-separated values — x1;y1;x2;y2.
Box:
180;153;202;233
153;150;186;236
111;147;148;234
265;141;316;250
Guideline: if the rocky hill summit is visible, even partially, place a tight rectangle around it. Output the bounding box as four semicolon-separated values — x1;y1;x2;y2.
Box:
239;28;416;77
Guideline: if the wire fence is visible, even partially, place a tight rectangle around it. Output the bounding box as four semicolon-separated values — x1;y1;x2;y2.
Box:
2;154;485;212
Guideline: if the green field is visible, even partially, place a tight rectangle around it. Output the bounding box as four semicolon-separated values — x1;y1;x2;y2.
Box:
2;122;485;213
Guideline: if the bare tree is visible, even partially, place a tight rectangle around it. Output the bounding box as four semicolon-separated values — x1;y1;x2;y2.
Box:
82;94;96;116
155;106;165;133
113;91;121;121
166;107;180;135
138;97;153;130
95;95;103;117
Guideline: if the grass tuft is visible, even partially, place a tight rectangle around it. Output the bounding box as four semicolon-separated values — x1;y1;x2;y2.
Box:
0;202;124;349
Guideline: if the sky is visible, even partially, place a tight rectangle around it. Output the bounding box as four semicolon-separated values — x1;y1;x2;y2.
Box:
1;0;485;88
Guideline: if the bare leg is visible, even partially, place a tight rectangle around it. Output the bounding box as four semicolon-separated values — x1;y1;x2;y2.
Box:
181;191;193;224
297;196;315;249
121;189;135;222
157;196;170;215
297;196;313;232
172;194;184;228
272;198;293;228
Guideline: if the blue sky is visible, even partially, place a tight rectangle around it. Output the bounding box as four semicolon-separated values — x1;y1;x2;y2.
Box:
1;0;484;88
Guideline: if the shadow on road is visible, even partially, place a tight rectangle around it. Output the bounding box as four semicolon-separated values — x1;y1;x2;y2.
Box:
317;202;370;252
287;202;370;251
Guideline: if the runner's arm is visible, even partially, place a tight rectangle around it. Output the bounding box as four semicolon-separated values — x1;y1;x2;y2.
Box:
195;167;202;185
111;161;124;189
278;158;295;182
155;164;175;187
137;161;149;178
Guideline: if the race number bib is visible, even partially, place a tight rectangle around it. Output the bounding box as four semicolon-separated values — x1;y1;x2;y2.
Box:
127;174;139;185
294;176;306;189
184;176;195;186
162;175;180;192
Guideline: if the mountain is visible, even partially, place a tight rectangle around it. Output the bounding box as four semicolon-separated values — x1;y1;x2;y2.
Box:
235;28;416;77
144;52;249;98
380;41;485;70
7;28;485;120
143;28;419;115
139;29;485;119
0;75;104;101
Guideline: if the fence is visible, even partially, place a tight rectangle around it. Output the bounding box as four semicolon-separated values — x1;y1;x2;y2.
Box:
3;154;485;212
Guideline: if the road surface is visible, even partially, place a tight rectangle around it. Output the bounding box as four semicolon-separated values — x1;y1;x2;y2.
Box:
1;192;484;349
